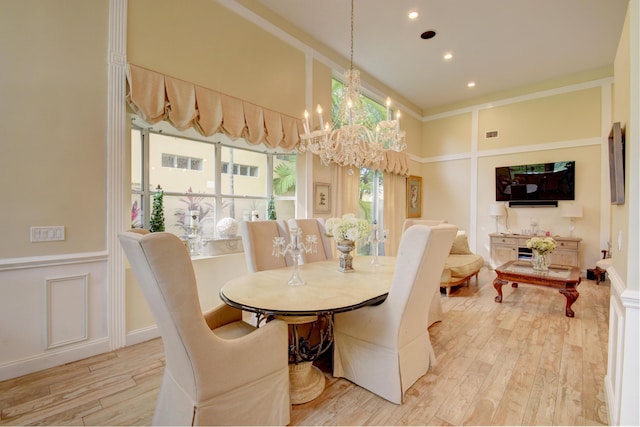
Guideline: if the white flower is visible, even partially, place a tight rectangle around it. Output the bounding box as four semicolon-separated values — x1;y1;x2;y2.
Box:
325;214;371;242
526;236;557;253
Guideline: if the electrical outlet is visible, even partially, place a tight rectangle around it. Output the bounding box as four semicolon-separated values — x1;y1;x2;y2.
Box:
30;226;65;242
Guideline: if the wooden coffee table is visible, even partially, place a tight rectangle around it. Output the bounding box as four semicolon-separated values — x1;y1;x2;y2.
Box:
493;260;581;317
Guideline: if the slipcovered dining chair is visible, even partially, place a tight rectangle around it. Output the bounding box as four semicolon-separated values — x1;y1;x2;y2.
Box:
333;223;458;404
240;219;292;273
119;231;290;426
402;219;448;326
287;218;333;263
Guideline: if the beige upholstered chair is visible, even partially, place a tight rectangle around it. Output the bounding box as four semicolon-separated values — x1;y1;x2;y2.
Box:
333;223;458;404
287;218;334;263
119;231;290;426
240;220;292;273
402;219;448;326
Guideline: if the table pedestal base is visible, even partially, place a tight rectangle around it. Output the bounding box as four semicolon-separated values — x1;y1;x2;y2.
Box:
289;361;325;404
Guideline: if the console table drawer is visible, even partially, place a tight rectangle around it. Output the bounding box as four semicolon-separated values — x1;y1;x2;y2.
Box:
556;240;579;250
492;237;517;245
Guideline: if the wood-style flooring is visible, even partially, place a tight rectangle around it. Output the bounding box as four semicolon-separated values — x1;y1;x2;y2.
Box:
0;268;610;426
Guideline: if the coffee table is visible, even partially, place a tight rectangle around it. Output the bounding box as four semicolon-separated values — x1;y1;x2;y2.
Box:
493;260;581;317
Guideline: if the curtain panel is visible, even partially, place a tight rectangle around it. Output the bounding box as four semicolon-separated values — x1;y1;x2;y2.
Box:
125;63;303;151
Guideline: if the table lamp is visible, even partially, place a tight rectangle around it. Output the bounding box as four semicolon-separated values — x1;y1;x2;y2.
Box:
561;203;583;237
488;203;506;233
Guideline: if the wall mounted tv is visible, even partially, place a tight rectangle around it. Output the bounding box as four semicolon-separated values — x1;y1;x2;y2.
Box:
495;161;575;203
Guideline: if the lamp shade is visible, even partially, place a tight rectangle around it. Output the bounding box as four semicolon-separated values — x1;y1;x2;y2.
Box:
488;203;506;217
561;204;583;218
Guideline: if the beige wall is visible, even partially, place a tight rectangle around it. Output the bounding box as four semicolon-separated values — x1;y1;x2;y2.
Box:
477;88;601;148
0;0;108;258
422;113;473;158
128;0;306;118
612;4;632;286
417;84;606;269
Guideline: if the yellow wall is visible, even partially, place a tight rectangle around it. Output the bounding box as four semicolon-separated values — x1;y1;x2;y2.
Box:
0;0;108;258
128;0;306;118
612;5;631;286
478;88;601;148
417;84;605;268
422;113;473;157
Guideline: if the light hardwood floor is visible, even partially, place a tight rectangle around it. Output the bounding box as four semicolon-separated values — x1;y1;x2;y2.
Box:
0;268;610;426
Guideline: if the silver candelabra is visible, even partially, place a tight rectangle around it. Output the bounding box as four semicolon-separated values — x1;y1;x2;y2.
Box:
272;227;318;286
367;221;388;266
185;210;201;256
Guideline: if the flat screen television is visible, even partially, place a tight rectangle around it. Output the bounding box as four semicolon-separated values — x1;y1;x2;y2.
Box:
495;161;575;202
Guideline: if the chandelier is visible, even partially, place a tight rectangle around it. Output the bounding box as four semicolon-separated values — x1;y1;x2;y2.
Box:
298;0;406;169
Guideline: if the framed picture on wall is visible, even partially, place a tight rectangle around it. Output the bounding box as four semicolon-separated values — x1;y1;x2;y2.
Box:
406;175;422;218
313;182;331;214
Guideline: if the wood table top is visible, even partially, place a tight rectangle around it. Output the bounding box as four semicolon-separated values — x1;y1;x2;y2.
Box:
220;256;395;316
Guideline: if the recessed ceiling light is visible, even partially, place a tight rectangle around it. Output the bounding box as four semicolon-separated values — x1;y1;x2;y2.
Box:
408;10;419;20
443;52;453;61
467;81;476;88
420;30;436;40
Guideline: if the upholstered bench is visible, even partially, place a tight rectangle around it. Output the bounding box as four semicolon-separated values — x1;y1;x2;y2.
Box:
441;231;485;296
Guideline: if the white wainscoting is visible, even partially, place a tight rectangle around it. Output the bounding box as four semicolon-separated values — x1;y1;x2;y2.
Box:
604;266;640;426
0;253;109;381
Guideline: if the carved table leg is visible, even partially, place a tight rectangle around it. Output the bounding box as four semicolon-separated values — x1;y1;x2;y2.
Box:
559;286;579;317
494;278;507;302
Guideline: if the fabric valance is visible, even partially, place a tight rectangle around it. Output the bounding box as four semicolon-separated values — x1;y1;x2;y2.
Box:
126;63;410;175
126;64;303;151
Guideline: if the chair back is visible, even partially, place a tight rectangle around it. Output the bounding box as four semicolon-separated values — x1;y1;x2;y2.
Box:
240;220;292;272
402;218;447;232
287;218;334;262
386;223;457;344
118;231;214;401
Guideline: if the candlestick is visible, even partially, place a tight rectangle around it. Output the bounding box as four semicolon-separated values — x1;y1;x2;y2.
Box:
386;97;391;121
316;104;324;130
272;227;318;286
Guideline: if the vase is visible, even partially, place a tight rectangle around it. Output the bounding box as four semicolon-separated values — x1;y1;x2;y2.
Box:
336;240;355;273
532;249;550;271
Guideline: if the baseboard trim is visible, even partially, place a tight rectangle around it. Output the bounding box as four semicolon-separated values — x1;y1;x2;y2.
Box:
126;325;160;347
0;338;110;382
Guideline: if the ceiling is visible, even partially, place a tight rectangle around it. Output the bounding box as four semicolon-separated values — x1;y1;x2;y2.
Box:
253;0;628;113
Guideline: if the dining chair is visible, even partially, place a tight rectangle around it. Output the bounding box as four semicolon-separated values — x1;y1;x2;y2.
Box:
287;218;334;263
240;219;292;273
333;223;458;404
402;219;448;326
119;231;290;426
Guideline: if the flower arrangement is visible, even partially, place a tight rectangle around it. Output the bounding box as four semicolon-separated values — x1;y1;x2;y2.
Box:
325;214;371;242
526;236;557;253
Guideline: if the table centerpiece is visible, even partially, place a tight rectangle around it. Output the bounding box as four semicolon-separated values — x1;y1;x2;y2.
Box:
325;214;371;272
526;236;557;271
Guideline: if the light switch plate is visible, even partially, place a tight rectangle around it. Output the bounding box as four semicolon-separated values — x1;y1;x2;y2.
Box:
30;226;65;242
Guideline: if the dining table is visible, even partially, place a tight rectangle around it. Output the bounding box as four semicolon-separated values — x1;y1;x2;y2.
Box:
220;256;396;404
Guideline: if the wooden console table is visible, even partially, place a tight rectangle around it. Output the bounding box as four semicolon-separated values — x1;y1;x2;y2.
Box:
493;260;581;317
489;233;581;269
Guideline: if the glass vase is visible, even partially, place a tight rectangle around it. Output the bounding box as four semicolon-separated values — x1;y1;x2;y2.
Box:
532;249;550;271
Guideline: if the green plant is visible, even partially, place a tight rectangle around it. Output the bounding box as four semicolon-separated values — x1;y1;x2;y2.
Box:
267;196;277;220
149;185;165;232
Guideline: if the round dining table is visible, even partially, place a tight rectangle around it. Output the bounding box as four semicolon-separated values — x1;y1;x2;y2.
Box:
220;256;396;404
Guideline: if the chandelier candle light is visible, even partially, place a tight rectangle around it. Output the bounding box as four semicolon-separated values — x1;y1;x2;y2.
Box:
272;227;318;286
298;0;406;170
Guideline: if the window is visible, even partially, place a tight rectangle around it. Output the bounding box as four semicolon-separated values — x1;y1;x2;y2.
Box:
331;78;386;255
222;162;259;177
130;124;297;243
162;153;204;171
